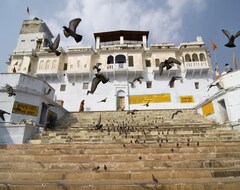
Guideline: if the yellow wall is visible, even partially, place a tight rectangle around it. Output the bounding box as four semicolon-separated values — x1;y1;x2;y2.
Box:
129;94;171;104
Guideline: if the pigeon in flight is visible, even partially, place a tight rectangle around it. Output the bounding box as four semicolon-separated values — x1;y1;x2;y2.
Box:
171;110;183;119
98;97;107;103
93;63;102;73
222;29;240;48
63;18;82;43
129;76;143;88
48;34;61;56
168;76;182;87
5;84;16;97
95;114;103;130
87;73;109;95
159;57;181;76
152;174;158;183
0;109;10;121
142;100;150;107
207;82;223;91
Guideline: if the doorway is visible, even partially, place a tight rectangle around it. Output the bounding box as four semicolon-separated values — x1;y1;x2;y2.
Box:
117;90;125;111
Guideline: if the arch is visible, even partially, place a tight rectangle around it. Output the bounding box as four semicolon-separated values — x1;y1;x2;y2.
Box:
115;54;126;63
45;60;51;69
199;53;206;61
107;55;114;64
39;60;44;70
116;90;125;111
117;90;125;97
192;53;199;62
52;60;57;69
185;54;191;62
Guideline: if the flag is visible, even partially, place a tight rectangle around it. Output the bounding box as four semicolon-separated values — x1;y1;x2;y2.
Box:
210;40;217;51
27;6;30;15
233;53;238;71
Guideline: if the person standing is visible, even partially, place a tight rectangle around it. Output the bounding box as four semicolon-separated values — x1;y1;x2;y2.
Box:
79;100;85;112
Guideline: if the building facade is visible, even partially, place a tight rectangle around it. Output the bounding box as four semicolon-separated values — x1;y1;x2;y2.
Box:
6;18;216;112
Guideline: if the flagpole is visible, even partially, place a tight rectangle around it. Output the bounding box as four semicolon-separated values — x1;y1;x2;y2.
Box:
233;50;238;71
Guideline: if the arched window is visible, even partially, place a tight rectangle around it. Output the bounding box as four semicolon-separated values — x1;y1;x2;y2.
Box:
185;54;191;62
45;60;51;69
192;53;199;62
199;53;206;61
115;54;126;63
52;60;56;69
39;60;44;70
107;55;114;64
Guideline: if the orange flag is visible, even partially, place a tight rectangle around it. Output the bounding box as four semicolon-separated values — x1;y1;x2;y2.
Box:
210;40;217;51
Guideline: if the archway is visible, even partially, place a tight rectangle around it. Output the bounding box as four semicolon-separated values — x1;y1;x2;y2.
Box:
116;90;125;111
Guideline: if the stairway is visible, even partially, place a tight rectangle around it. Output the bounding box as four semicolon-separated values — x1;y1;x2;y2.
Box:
1;109;240;189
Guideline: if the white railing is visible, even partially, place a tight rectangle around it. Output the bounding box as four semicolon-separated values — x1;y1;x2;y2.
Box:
185;61;209;69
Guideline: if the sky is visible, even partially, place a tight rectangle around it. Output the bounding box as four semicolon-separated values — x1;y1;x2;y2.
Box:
0;0;240;73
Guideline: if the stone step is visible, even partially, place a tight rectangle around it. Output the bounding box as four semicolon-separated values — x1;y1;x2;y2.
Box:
1;177;240;190
1;168;240;182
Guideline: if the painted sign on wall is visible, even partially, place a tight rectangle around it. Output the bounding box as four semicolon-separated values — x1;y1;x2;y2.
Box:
180;96;194;103
202;101;214;116
12;101;39;116
129;94;171;104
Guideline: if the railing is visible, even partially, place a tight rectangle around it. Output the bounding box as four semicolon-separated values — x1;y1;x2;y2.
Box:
185;61;209;69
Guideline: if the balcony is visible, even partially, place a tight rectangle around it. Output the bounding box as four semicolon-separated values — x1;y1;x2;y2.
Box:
35;58;61;79
66;65;91;81
184;61;211;77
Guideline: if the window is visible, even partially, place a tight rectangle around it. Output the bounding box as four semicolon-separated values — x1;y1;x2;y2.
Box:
128;56;134;67
21;40;25;42
145;60;151;67
146;81;152;88
155;59;160;67
63;63;68;71
107;55;114;64
60;84;66;91
194;82;199;89
185;54;191;62
192;53;199;62
31;39;35;42
200;53;206;61
83;83;88;90
115;54;126;63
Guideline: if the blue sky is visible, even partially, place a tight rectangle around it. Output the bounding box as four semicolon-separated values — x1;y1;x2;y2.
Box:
0;0;240;73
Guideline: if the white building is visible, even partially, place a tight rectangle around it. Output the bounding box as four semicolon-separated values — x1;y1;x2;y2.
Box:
196;70;240;129
6;18;216;112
